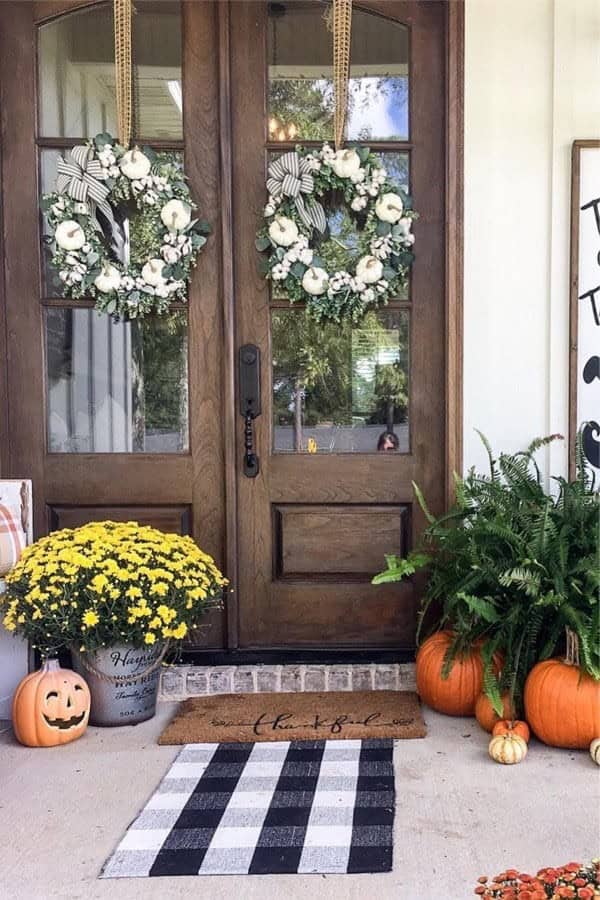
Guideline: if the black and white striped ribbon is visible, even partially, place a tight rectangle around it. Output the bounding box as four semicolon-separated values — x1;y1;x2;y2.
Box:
56;145;115;230
267;152;326;233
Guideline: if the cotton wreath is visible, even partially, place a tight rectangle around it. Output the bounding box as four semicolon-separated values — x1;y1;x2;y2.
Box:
256;143;416;322
43;132;210;319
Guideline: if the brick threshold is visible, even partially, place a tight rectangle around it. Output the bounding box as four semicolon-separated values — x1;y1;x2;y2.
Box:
159;662;416;700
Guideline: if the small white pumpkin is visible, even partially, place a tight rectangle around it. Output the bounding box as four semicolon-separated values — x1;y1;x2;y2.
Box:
302;266;329;296
331;148;362;179
141;258;166;287
488;733;528;765
55;220;86;251
590;738;600;765
397;216;412;236
160;199;192;232
94;264;121;293
375;192;404;223
268;216;299;247
356;255;383;284
120;148;151;179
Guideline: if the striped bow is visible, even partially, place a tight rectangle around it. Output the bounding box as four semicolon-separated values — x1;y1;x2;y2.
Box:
56;144;115;231
267;152;326;233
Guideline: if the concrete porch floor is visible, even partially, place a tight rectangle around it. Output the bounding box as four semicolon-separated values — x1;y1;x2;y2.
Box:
0;702;598;900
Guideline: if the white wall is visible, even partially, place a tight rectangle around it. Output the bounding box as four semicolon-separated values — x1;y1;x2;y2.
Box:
464;0;600;479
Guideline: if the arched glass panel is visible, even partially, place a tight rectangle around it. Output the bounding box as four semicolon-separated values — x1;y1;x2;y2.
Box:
38;1;183;139
268;2;409;142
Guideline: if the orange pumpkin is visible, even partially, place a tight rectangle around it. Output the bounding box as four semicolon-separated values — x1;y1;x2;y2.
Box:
416;630;503;716
12;660;90;747
492;719;530;743
524;657;600;749
475;691;516;733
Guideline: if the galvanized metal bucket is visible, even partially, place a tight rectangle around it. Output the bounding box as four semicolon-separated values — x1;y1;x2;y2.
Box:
71;643;166;727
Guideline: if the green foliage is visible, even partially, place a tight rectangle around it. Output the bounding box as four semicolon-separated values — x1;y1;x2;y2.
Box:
372;552;431;585
372;432;600;713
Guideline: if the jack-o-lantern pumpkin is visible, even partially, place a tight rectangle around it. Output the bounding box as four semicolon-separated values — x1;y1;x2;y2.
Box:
12;660;90;747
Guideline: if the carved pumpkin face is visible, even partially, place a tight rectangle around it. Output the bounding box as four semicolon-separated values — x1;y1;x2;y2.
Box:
12;660;90;747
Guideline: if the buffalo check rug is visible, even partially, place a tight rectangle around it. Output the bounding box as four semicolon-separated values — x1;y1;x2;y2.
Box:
101;739;395;877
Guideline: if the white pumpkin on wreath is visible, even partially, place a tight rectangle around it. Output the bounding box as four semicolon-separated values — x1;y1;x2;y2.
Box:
43;133;210;319
255;143;417;322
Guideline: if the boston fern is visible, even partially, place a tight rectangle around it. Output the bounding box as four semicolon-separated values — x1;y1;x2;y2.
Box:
373;432;600;715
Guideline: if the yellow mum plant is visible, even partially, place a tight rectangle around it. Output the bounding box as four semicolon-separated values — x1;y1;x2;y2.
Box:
1;521;227;657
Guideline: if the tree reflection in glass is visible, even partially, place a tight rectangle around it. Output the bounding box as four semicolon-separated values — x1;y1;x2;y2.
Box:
272;309;409;453
268;3;409;143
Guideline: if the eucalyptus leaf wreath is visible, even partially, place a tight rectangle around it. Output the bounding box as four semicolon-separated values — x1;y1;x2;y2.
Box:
43;133;210;319
256;144;417;323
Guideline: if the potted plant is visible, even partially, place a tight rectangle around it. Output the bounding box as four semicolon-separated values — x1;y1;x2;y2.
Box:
1;520;227;726
373;433;599;728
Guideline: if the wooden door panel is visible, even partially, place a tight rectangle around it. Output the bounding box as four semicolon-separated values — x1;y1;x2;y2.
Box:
275;504;409;578
0;0;227;649
270;455;417;501
48;505;191;534
240;580;418;648
232;0;446;649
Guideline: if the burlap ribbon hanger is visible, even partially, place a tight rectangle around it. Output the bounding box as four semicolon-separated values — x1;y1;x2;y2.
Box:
332;0;353;150
114;0;133;149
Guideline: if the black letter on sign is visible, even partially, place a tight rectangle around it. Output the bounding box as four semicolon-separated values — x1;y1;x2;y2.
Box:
582;421;600;470
583;356;600;384
581;197;600;237
579;286;600;327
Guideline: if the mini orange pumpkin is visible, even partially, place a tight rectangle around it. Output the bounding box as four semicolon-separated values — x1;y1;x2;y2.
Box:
475;691;516;733
12;660;90;747
492;719;530;743
416;630;503;716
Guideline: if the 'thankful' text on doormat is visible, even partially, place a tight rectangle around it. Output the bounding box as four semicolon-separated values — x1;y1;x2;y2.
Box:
101;739;395;876
158;691;426;744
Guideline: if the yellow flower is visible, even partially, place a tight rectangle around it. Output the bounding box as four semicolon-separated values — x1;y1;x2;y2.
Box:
144;632;157;645
82;609;99;627
150;582;169;597
90;574;109;593
149;616;162;629
3;614;16;631
157;604;176;624
172;622;188;640
125;586;142;599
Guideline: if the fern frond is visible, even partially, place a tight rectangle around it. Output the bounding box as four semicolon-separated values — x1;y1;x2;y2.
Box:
475;429;498;481
412;481;435;524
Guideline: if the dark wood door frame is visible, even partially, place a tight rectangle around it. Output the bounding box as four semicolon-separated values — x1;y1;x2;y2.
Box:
0;0;464;656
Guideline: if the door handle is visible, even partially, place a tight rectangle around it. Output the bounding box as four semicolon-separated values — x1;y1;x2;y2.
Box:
239;344;261;477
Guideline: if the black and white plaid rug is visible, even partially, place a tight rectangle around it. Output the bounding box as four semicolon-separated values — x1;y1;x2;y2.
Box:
102;739;395;877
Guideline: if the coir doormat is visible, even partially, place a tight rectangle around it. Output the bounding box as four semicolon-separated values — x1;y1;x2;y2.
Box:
101;739;395;877
158;691;426;745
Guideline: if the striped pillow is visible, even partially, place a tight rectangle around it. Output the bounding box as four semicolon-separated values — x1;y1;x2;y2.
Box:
0;503;26;576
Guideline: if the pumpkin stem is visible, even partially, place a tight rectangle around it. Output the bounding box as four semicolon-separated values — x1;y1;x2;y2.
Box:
565;626;580;667
43;659;61;672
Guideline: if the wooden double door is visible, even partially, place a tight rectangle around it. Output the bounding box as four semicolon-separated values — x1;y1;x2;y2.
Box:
0;0;455;653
